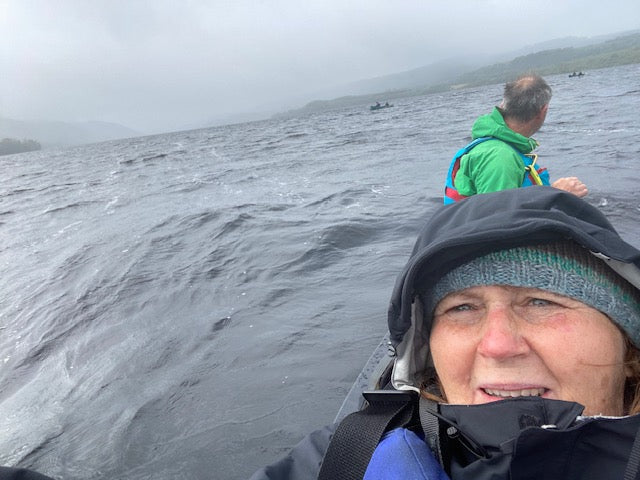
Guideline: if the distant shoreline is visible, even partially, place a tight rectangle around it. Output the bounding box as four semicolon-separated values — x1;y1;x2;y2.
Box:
0;137;41;156
276;32;640;118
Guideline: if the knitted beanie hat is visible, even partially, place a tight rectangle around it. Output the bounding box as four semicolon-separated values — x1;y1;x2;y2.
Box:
422;241;640;346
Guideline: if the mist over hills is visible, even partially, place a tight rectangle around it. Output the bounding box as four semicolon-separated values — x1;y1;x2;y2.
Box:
2;28;639;148
314;31;626;99
278;29;640;118
0;117;140;149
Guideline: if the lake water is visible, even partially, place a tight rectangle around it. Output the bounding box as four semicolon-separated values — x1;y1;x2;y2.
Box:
1;63;639;479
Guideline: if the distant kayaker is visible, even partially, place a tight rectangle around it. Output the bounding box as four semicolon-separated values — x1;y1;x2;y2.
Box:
444;73;588;205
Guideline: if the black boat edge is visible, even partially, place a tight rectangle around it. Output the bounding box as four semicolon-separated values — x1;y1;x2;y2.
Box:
333;334;394;424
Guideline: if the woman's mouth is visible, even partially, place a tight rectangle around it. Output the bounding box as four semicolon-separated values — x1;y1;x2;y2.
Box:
482;387;547;398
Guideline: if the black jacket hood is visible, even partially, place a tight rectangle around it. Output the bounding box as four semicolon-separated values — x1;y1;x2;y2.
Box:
387;187;640;391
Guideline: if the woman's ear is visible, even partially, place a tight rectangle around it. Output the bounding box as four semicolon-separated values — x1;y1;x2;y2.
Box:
625;363;635;378
624;338;640;378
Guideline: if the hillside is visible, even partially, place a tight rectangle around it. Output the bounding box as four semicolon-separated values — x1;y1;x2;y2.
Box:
0;117;140;149
278;30;640;117
451;31;640;88
335;31;626;97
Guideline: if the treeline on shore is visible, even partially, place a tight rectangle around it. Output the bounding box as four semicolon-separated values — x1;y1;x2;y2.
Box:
0;137;42;156
450;31;640;88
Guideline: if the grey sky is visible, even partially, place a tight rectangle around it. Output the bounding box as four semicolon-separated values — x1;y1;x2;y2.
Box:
2;0;639;133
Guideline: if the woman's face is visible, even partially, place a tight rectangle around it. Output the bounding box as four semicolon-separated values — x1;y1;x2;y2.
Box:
430;285;629;416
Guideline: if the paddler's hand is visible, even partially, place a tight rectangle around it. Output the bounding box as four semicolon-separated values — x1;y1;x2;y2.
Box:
552;176;588;198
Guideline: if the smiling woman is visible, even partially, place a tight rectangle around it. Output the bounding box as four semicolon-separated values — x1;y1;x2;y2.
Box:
428;257;631;416
251;186;640;480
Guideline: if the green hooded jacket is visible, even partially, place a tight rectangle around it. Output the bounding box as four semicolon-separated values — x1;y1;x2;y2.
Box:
454;107;540;196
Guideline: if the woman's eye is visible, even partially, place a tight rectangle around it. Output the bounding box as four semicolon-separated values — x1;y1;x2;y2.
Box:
435;301;482;326
528;297;554;307
451;303;473;312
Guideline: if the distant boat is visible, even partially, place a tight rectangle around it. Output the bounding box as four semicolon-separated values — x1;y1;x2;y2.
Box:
568;71;585;78
370;102;393;111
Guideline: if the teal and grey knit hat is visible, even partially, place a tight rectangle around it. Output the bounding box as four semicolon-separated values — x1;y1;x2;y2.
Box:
423;241;640;345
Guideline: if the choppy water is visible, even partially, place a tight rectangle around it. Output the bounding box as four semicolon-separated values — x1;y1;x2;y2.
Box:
1;63;639;479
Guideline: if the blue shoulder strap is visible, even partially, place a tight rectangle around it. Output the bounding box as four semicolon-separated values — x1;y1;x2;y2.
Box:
454;136;494;159
444;137;496;205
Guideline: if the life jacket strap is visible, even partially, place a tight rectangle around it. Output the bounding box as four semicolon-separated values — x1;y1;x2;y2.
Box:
419;396;445;466
318;390;417;480
524;153;544;186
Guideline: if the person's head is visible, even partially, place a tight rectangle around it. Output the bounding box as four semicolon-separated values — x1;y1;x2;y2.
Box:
424;242;640;416
388;187;640;416
500;73;552;129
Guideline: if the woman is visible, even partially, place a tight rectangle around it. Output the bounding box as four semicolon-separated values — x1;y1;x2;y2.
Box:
251;186;640;480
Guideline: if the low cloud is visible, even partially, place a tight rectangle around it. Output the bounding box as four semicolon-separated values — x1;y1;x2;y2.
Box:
2;0;639;132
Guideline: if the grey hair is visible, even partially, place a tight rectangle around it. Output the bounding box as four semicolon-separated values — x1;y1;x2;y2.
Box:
500;73;552;122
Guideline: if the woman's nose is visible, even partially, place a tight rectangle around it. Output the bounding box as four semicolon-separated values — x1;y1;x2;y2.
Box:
476;305;528;359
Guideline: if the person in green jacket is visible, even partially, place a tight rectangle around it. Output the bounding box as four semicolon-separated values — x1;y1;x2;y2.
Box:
445;74;588;203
